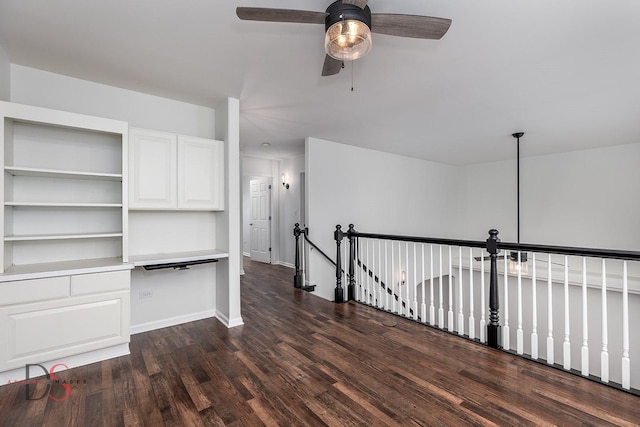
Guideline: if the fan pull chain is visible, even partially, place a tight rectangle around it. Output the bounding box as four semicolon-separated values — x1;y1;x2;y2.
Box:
351;60;354;92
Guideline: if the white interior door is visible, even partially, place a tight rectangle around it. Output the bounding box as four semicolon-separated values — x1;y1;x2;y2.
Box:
249;178;271;263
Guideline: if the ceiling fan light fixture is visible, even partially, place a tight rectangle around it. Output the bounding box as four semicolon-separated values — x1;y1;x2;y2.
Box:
324;1;372;61
325;19;372;60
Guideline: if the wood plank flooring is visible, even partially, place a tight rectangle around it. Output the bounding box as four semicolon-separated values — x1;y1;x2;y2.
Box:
1;258;639;426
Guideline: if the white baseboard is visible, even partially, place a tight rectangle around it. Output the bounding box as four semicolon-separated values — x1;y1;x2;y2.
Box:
216;311;244;328
0;343;130;385
243;252;250;257
279;261;295;269
130;310;217;335
240;269;245;275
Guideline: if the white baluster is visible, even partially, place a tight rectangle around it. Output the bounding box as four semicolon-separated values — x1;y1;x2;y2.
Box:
438;245;444;327
433;244;439;326
547;253;554;365
581;257;588;376
468;247;475;340
448;246;454;330
391;241;396;313
372;239;377;306
377;240;383;308
601;259;609;383
429;244;434;325
531;255;538;359
622;260;630;390
458;246;464;336
503;252;510;350
480;249;486;343
421;243;427;323
366;238;371;305
413;243;418;320
563;255;571;370
405;242;410;317
384;241;389;310
517;251;523;355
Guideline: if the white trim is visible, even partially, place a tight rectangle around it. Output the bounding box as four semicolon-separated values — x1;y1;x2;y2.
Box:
0;343;130;385
130;310;216;335
279;261;295;269
240;269;245;275
216;310;244;328
243;252;250;257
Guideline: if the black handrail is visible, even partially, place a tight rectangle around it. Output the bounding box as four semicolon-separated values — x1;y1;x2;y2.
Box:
305;229;341;269
349;231;486;249
498;241;640;261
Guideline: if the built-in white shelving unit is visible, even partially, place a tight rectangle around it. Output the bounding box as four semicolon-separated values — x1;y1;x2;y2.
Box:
1;101;129;272
0;101;132;375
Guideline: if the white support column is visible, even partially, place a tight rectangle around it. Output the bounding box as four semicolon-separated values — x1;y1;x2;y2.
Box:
601;259;609;383
547;253;554;365
503;252;510;351
468;247;475;340
581;257;589;376
480;249;486;343
563;255;571;370
517;251;523;355
458;246;464;336
622;260;630;390
531;255;538;359
438;245;444;328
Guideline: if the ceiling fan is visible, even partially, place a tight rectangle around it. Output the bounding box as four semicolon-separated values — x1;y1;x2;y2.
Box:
236;0;452;76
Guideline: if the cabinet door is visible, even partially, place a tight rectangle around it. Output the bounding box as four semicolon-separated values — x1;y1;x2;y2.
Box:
177;136;224;210
129;129;177;209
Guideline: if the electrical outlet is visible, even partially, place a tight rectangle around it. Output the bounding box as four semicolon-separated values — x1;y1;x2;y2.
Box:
139;289;153;299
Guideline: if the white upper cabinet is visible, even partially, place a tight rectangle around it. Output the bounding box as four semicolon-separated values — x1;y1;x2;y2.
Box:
177;135;224;210
129;129;177;209
129;128;224;211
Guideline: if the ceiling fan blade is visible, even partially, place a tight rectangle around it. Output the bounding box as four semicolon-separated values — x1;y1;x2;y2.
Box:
371;14;452;39
322;55;343;76
342;0;369;9
236;7;328;24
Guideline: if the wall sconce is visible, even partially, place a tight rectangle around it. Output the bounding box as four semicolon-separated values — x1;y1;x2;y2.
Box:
281;173;289;190
401;270;406;286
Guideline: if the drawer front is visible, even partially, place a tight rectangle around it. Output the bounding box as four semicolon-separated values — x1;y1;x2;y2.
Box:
0;276;69;306
70;270;130;296
0;291;130;371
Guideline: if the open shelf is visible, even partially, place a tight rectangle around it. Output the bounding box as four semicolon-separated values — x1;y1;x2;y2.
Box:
4;166;123;181
5;202;123;208
5;232;123;242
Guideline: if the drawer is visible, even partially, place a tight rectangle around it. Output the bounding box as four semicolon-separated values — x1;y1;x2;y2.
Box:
0;276;69;306
0;290;130;371
71;270;130;296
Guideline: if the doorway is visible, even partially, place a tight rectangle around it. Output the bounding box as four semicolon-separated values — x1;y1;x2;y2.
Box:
249;177;272;263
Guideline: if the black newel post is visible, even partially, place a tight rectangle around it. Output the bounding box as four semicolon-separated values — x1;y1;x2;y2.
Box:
334;225;345;303
293;223;303;289
486;229;501;348
347;224;356;301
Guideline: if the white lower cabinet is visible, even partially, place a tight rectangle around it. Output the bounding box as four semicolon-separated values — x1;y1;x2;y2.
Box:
0;270;130;371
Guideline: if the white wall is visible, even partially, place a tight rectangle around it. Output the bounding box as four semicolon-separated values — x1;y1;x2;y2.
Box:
306;137;462;300
279;154;305;268
462;143;640;250
0;44;9;101
10;65;215;138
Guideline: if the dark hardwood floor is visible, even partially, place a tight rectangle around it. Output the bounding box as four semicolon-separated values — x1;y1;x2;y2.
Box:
1;258;639;426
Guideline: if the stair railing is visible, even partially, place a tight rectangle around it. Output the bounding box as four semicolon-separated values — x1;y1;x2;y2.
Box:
335;223;640;393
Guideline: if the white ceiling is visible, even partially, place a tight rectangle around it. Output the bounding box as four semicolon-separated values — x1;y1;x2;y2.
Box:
1;0;639;165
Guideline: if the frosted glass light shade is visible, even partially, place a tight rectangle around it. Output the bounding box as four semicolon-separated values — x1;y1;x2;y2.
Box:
324;20;372;61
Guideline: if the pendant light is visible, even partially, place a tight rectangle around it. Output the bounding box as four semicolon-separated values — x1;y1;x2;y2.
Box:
508;132;528;275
